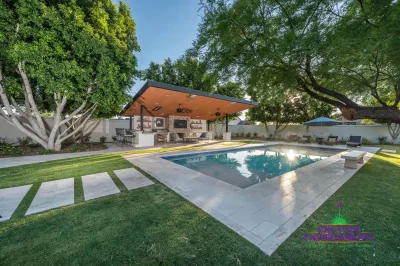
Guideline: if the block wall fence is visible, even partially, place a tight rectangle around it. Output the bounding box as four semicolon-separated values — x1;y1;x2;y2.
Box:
0;118;398;144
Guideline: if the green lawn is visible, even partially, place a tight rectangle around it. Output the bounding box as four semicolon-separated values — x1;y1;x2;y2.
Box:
0;145;399;265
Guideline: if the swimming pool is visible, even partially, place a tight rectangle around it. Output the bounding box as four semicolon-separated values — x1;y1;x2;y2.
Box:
164;145;344;188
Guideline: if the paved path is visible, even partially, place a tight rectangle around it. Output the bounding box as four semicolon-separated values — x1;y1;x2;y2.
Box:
0;144;132;169
82;172;120;201
0;168;154;222
114;168;154;190
0;185;32;221
26;178;74;215
0;141;222;169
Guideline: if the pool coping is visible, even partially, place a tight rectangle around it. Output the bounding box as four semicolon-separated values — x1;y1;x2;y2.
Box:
161;144;347;190
160;143;346;160
123;143;380;256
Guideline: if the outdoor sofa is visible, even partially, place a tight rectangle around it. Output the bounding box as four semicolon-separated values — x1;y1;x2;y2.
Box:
346;136;362;147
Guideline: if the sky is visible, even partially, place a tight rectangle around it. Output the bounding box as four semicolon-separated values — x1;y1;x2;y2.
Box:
128;0;202;94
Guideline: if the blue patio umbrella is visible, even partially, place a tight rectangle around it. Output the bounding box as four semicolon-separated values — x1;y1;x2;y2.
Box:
304;116;342;126
304;116;342;136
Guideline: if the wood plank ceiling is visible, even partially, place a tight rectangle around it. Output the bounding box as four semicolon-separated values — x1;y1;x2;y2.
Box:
121;86;256;120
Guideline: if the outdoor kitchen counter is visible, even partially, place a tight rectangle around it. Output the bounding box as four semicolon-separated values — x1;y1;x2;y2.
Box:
135;131;156;147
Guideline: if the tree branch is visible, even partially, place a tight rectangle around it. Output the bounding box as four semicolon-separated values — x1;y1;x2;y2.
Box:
296;77;346;108
0;70;48;147
274;0;294;31
57;105;97;143
357;0;379;28
304;56;358;107
58;86;92;126
57;104;97;139
17;62;47;137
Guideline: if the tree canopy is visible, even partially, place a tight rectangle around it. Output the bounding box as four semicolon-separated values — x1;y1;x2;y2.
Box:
247;90;334;138
194;0;400;123
0;0;139;150
140;56;244;121
139;56;217;93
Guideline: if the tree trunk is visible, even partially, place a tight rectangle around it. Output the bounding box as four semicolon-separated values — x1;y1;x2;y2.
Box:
271;123;288;139
0;65;93;152
388;122;400;143
299;65;400;123
340;106;400;123
263;123;271;139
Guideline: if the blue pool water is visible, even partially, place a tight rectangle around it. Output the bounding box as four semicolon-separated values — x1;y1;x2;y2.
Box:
165;145;342;188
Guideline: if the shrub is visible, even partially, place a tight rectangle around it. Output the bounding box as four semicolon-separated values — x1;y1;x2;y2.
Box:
17;137;31;147
240;132;245;138
99;136;107;144
28;142;41;148
338;137;349;144
0;137;9;146
245;132;251;138
377;135;387;144
112;136;117;142
68;144;88;153
253;132;258;138
83;134;91;143
362;138;372;145
0;146;30;157
39;149;57;155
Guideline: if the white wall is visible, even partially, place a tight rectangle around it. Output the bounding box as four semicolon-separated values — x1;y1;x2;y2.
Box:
213;124;398;144
0;118;132;144
0;118;209;144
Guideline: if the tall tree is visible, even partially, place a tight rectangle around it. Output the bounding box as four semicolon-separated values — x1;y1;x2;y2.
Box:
140;56;217;93
194;0;400;123
0;0;139;150
247;92;334;138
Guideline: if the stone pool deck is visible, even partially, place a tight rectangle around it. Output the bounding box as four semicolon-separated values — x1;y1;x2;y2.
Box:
124;143;379;255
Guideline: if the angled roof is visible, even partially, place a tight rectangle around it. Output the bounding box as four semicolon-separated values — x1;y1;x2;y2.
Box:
121;80;257;120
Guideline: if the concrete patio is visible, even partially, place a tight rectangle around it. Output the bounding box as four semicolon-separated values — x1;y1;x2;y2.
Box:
124;142;379;255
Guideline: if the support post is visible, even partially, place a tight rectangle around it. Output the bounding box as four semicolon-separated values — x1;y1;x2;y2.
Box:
225;114;228;133
140;104;144;131
223;113;231;141
129;116;132;130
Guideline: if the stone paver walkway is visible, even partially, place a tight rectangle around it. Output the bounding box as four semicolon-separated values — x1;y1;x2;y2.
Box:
82;172;120;201
1;168;155;222
0;185;32;221
26;178;74;215
114;168;154;190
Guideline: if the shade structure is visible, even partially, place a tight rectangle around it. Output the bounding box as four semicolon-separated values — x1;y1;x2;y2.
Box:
304;116;342;127
121;80;257;120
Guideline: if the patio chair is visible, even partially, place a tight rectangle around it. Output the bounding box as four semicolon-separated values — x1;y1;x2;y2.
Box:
284;134;298;143
170;132;183;143
347;136;362;147
124;129;135;146
115;128;124;146
324;136;338;146
157;133;167;142
115;128;135;147
298;135;311;144
198;132;209;141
